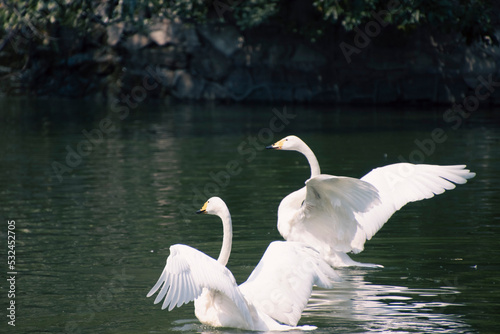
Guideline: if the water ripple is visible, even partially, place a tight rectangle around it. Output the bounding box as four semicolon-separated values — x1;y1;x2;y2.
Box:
305;271;472;333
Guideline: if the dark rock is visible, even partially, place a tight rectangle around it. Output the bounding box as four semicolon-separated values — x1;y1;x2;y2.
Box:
290;44;327;70
462;47;498;89
58;26;84;55
293;86;313;102
242;85;274;102
251;66;286;86
491;87;500;105
197;25;242;57
123;33;150;51
141;46;187;69
177;24;200;53
87;23;107;47
172;70;205;99
65;52;93;67
149;19;176;46
263;84;293;102
375;79;400;104
94;53;118;75
57;74;88;98
191;47;231;81
265;44;293;67
400;74;438;102
107;22;125;46
0;65;11;74
435;77;469;104
341;80;377;104
203;82;229;100
224;68;253;98
152;67;177;88
119;68;149;93
3;18;500;105
233;44;265;67
286;69;318;85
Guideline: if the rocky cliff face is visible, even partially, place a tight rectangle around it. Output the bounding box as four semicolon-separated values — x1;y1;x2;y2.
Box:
1;19;499;105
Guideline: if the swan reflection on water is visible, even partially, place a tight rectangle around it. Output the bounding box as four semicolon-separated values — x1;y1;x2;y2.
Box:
305;269;470;333
167;269;470;334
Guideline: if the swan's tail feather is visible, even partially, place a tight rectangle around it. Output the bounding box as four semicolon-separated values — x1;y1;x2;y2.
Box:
325;251;383;268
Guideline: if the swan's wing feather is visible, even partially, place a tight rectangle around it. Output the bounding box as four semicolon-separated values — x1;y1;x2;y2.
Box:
356;163;476;243
147;244;252;324
293;175;381;253
305;175;381;218
239;241;340;327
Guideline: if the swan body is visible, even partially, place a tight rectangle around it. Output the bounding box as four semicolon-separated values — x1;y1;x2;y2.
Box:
267;135;476;268
147;197;340;331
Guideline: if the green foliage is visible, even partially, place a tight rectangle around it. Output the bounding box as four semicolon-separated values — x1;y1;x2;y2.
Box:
312;0;498;45
0;0;497;48
0;0;206;33
229;0;281;30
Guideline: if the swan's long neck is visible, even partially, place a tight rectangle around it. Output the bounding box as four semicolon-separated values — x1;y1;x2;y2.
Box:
298;142;321;178
217;209;233;266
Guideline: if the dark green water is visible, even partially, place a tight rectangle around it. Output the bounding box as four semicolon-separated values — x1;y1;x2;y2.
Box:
0;98;499;333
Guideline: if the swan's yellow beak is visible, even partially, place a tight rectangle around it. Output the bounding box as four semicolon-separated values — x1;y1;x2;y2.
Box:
266;138;285;150
196;201;208;214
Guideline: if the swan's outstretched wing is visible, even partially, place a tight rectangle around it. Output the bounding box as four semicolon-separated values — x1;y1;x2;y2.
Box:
283;175;381;253
352;163;476;250
239;241;341;327
147;244;252;326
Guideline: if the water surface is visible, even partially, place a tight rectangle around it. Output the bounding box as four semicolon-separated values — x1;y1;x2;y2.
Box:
0;98;498;333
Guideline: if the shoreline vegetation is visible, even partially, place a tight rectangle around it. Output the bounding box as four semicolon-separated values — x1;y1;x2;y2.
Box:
1;0;499;105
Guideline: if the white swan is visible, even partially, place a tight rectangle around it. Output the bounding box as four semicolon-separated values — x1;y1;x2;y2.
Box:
266;135;476;268
147;197;340;331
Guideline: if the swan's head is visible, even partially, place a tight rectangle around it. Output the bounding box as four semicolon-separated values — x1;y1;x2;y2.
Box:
196;197;228;216
266;135;304;151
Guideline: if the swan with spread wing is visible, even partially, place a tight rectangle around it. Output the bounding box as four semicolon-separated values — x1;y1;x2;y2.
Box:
267;135;476;268
147;197;340;331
